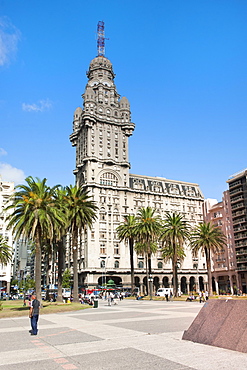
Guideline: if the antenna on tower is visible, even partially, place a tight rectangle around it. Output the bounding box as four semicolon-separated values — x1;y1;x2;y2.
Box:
97;21;108;57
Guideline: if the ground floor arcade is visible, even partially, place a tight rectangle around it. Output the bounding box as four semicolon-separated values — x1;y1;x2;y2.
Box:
78;270;208;295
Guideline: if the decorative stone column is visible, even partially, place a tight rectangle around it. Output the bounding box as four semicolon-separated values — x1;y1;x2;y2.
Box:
229;275;234;295
215;279;219;295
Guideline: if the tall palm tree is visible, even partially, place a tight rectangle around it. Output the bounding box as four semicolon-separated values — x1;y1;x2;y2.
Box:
0;235;12;265
65;185;97;302
117;214;137;295
52;187;69;302
160;212;190;297
134;207;162;296
5;177;66;302
190;221;226;296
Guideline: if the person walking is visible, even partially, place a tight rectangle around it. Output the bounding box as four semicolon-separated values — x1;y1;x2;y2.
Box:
29;293;40;335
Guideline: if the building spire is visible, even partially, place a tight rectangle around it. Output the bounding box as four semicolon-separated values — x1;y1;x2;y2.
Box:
97;21;107;57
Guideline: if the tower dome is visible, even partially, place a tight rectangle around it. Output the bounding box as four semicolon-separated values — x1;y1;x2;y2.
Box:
120;96;130;109
87;56;115;80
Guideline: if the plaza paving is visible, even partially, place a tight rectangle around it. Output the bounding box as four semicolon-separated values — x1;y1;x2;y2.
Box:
0;299;246;369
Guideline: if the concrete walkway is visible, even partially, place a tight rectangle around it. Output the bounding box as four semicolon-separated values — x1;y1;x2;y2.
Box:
0;299;246;369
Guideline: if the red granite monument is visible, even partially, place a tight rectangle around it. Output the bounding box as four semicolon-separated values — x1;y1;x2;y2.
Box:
182;299;247;353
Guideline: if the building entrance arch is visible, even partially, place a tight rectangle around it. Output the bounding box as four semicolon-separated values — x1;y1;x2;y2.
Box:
181;276;187;294
163;276;169;288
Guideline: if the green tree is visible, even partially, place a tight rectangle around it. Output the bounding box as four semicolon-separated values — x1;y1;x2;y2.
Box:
0;235;12;265
62;268;71;288
190;221;226;296
65;185;97;302
117;214;137;294
134;207;162;297
20;275;35;292
5;177;66;302
160;212;190;297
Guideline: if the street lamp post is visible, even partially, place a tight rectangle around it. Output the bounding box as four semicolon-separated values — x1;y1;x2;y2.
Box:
148;274;153;300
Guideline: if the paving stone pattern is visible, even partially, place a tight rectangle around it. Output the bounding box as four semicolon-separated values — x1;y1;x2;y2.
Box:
0;299;246;370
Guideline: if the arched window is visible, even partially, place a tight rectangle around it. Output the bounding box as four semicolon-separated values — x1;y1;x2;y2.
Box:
114;260;119;269
100;260;105;268
100;172;118;187
157;262;163;269
138;261;144;268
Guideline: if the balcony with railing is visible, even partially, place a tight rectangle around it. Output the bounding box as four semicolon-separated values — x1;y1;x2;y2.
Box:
234;232;247;240
231;202;245;210
231;195;244;204
233;217;246;225
236;248;247;255
215;257;226;262
235;241;247;248
229;187;243;196
229;180;242;189
236;257;247;263
233;225;247;233
232;210;246;218
236;265;247;271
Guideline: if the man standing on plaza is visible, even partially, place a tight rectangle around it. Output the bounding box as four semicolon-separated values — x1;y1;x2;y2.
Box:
29;293;40;335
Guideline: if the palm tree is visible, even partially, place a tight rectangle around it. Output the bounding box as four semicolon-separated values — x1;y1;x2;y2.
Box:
0;235;12;265
65;185;97;302
134;207;162;297
52;187;69;302
117;214;137;295
190;221;226;296
5;177;66;302
160;212;190;297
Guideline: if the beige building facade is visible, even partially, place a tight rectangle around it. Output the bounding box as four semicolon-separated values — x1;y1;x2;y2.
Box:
69;54;207;294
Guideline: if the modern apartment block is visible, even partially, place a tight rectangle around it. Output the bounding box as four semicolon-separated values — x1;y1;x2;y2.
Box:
204;192;238;294
0;179;14;293
227;169;247;293
12;239;33;283
68;39;207;294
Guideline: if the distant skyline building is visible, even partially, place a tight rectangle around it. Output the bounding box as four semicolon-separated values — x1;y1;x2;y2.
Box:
68;28;207;294
227;169;247;294
0;179;14;293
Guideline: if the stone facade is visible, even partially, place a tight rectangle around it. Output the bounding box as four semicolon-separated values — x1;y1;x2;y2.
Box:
69;54;207;294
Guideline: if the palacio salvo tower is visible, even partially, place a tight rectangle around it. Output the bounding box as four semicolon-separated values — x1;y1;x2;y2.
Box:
69;22;206;294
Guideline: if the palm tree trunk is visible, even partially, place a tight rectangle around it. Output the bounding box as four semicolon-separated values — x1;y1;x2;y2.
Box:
129;238;135;295
72;231;79;303
35;233;42;302
145;255;149;295
148;252;153;298
57;239;64;302
172;235;178;297
172;256;178;297
45;248;51;301
206;248;213;296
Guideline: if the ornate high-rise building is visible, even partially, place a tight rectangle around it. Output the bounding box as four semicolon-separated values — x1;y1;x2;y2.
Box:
69;25;206;294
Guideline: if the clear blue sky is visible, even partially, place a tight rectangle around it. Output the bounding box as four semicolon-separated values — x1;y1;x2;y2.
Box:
1;0;247;201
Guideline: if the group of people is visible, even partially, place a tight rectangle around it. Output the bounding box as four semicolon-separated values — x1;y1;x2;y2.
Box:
186;290;209;302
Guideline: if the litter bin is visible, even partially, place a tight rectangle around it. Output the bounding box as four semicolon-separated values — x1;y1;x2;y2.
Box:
93;299;98;308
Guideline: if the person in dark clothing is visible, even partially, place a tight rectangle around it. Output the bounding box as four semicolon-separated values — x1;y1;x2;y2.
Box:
29;293;40;335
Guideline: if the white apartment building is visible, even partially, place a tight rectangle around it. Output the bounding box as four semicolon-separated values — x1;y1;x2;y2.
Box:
0;179;14;293
69;53;207;294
